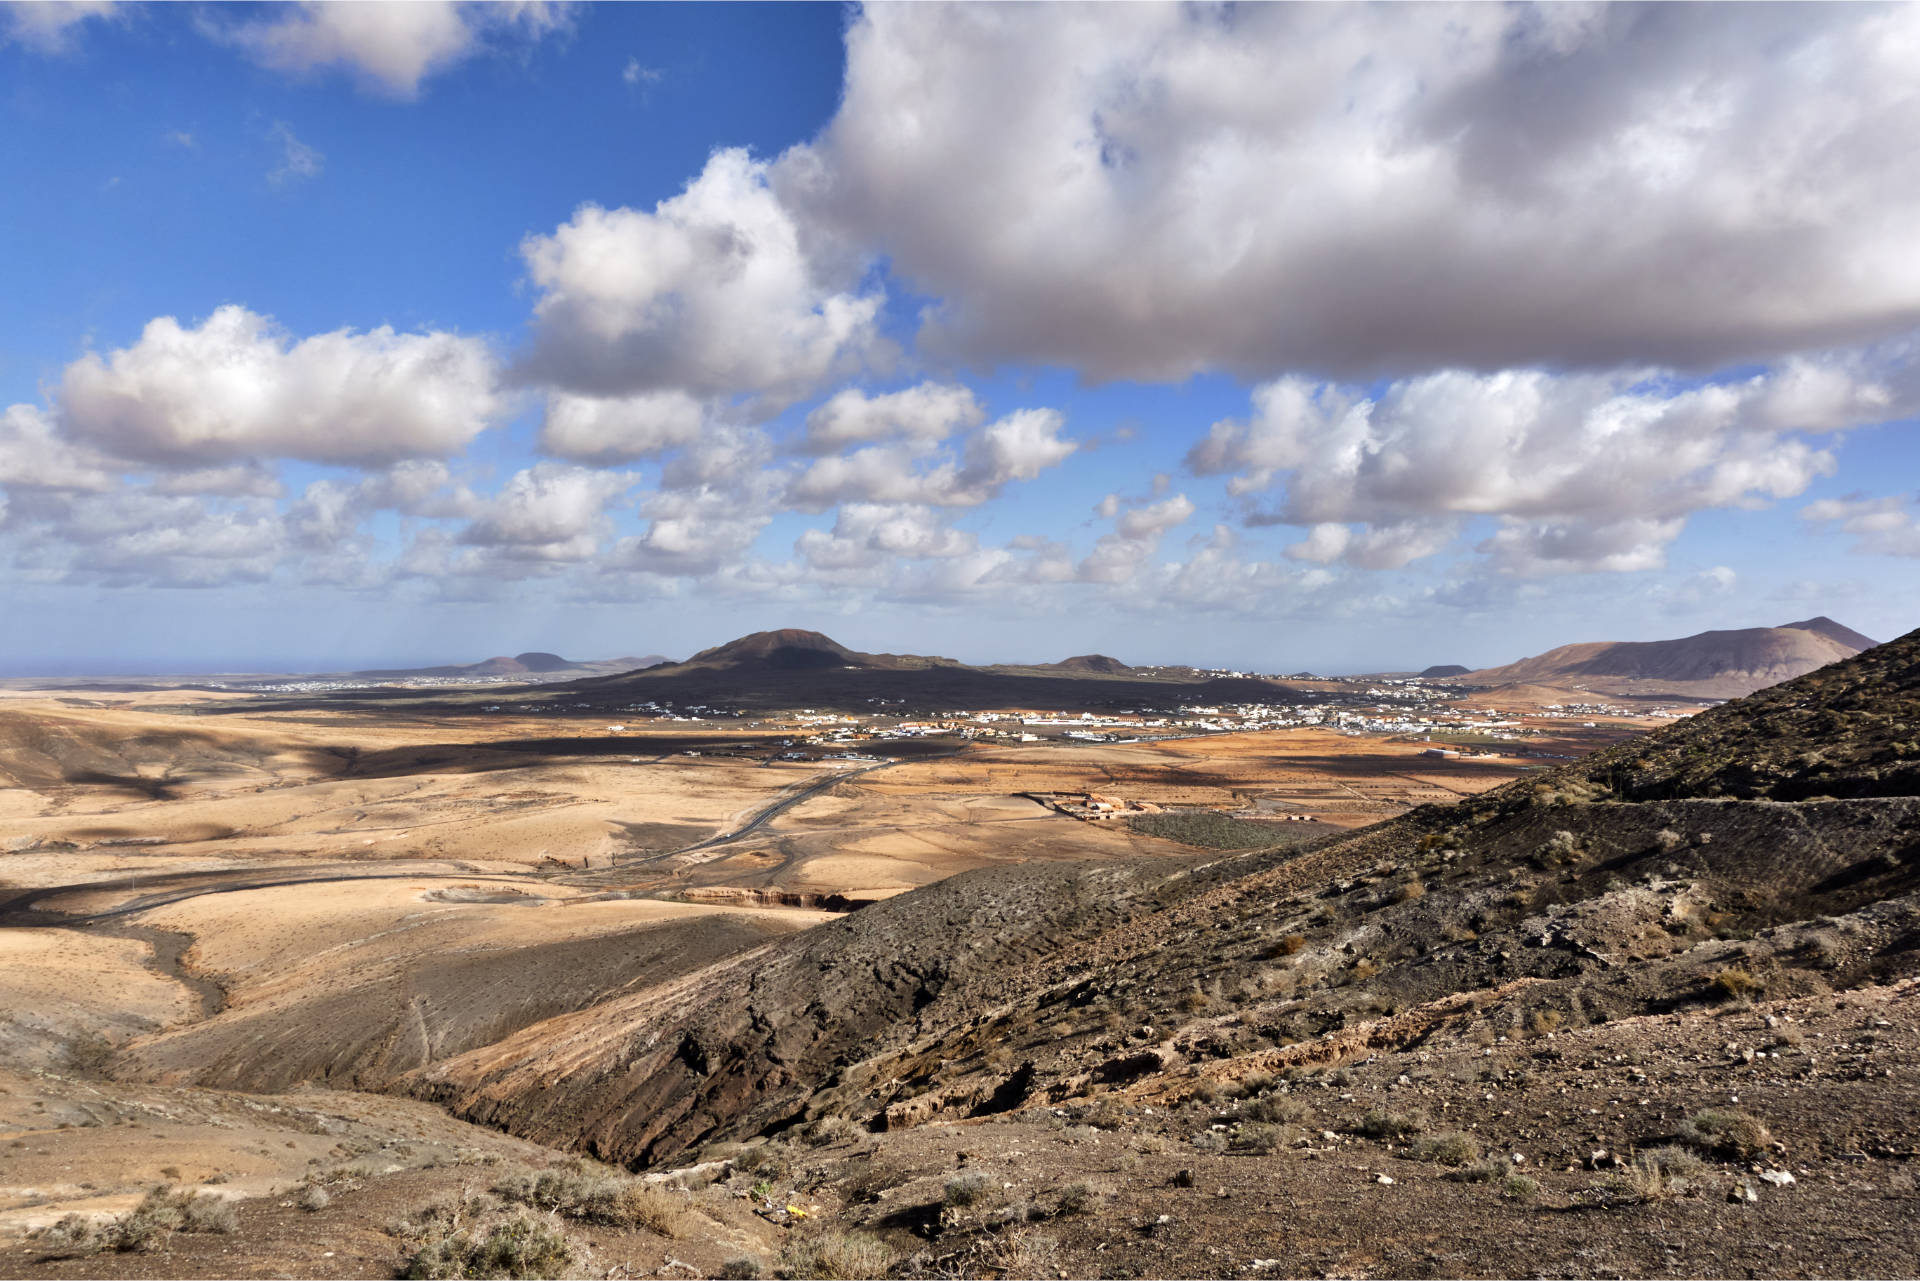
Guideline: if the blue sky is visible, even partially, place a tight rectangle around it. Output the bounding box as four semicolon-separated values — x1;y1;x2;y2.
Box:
2;1;1917;676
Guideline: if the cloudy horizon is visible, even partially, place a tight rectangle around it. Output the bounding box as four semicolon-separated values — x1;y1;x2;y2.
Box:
3;0;1917;677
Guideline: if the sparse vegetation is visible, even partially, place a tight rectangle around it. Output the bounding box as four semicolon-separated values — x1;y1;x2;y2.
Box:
1412;1132;1480;1166
492;1160;687;1235
1269;933;1309;957
403;1208;586;1280
942;1170;996;1207
1230;1121;1296;1153
1500;1173;1541;1201
1612;1147;1707;1202
775;1229;897;1280
1128;809;1308;850
1055;1181;1100;1216
1446;1157;1514;1184
180;1193;239;1234
35;1214;105;1258
1355;1108;1426;1140
1244;1094;1307;1124
1680;1108;1773;1159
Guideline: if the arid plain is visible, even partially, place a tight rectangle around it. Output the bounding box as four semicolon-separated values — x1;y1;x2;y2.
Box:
0;674;1643;1264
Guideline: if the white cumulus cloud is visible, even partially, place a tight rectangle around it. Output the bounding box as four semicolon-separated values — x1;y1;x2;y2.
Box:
785;2;1920;381
222;1;571;98
456;463;631;563
57;305;503;466
519;148;882;406
538;389;710;465
1193;357;1897;573
798;383;982;455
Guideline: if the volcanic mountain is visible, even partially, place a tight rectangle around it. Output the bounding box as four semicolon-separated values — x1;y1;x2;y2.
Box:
1041;654;1133;675
563;629;1270;712
679;629;892;671
1460;616;1877;698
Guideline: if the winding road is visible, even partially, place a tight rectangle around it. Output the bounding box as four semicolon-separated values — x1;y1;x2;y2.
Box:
0;748;955;927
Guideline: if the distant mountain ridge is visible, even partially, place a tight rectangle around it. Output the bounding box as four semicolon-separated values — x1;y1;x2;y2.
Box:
354;651;666;681
1460;616;1878;699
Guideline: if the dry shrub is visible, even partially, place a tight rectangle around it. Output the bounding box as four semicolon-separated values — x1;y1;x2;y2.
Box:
976;1228;1060;1278
298;1182;331;1212
1446;1157;1511;1184
180;1193;238;1234
117;1186;186;1251
1680;1108;1772;1159
717;1255;765;1280
1055;1182;1100;1216
1270;934;1308;958
942;1171;996;1208
1709;967;1763;1001
1411;1132;1480;1167
34;1214;105;1258
1354;1108;1426;1140
775;1229;896;1280
1612;1147;1705;1202
1394;880;1427;903
493;1160;686;1235
1500;1173;1541;1202
1244;1094;1306;1125
403;1208;586;1280
1229;1122;1296;1154
1350;959;1381;981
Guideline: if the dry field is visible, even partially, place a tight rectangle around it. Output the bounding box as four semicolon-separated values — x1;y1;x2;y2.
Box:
0;685;1642;1259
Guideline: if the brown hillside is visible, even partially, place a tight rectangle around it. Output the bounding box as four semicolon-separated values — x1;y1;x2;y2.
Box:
1463;617;1876;698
